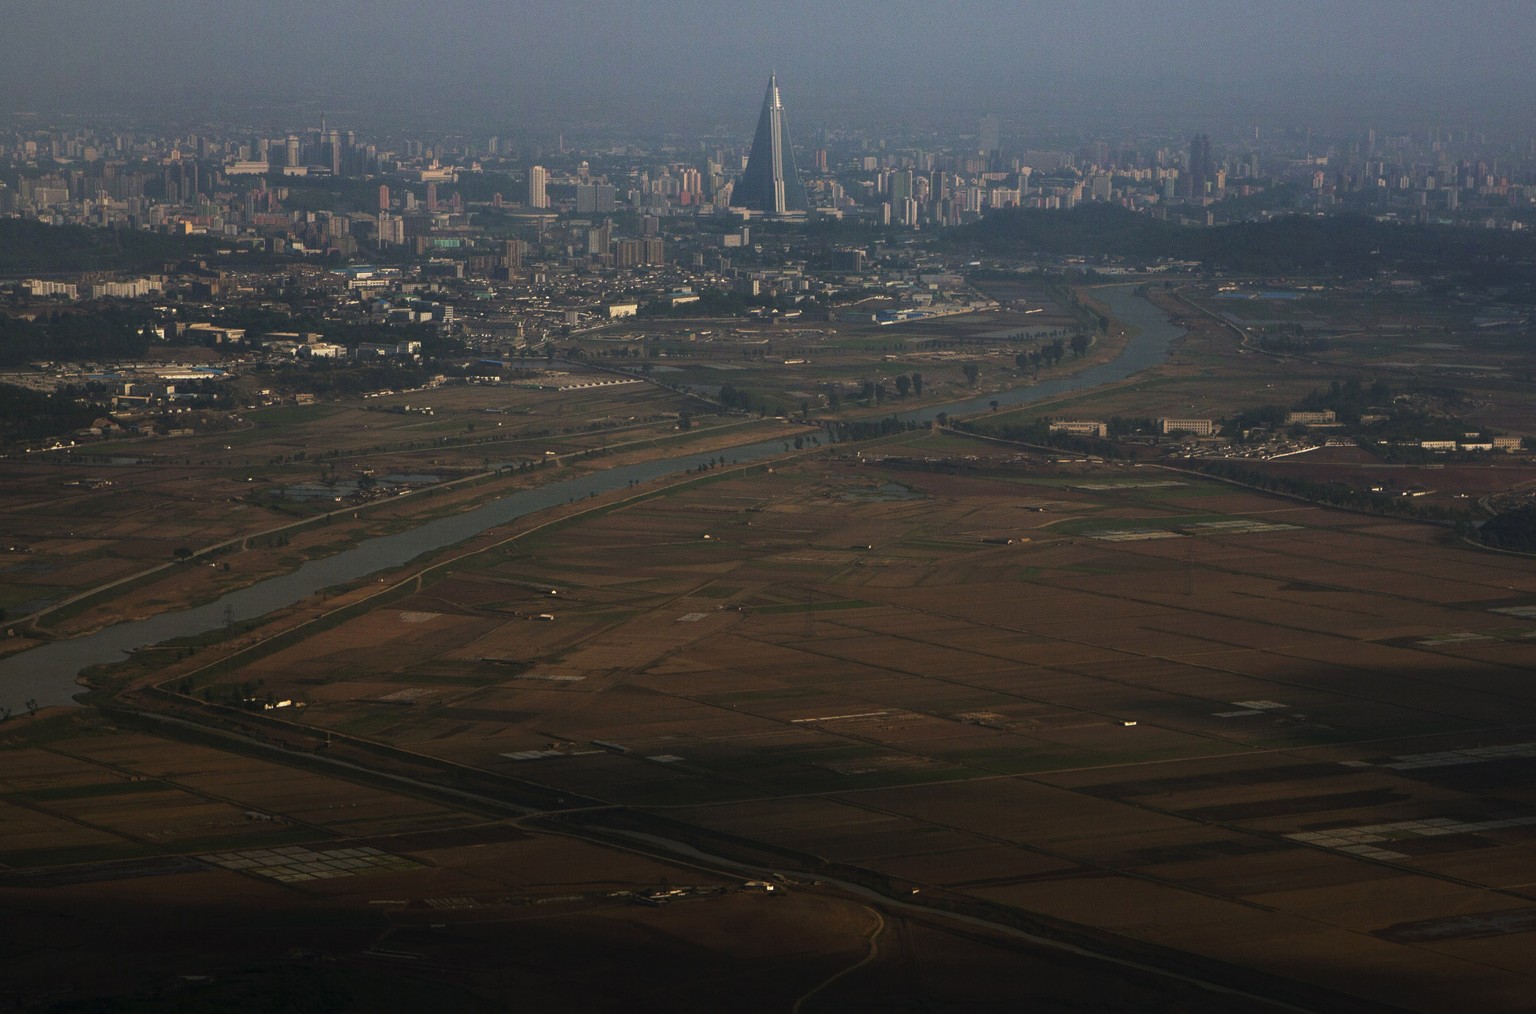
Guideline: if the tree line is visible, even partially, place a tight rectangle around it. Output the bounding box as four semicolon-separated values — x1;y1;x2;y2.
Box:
0;218;216;275
1198;460;1468;524
955;203;1536;282
0;306;152;367
0;383;107;443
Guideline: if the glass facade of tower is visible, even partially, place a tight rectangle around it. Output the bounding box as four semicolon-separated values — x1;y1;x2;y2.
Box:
737;75;808;215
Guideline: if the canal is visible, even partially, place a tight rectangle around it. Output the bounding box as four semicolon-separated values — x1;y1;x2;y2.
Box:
0;283;1186;711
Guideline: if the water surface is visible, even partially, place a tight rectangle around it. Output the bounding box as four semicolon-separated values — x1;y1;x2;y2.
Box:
0;284;1184;711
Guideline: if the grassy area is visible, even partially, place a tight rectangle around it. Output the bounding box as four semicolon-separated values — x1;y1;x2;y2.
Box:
747;599;877;614
165;827;335;852
0;842;161;868
12;779;168;802
0;583;51;611
250;403;346;426
1048;513;1238;535
696;687;827;704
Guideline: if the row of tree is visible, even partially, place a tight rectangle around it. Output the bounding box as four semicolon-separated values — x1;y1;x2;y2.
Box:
715;382;791;417
1478;506;1536;552
0;383;107;443
820;417;924;442
1198;460;1468;523
956;203;1536;283
0;306;152;367
954;417;1137;460
0;218;215;275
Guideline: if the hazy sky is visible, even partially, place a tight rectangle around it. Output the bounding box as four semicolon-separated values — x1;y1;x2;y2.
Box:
8;0;1536;131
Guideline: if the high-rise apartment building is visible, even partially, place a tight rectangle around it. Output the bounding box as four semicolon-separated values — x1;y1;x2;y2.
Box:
527;165;549;209
500;239;524;280
614;237;664;268
1186;133;1214;199
586;221;611;256
377;212;404;246
736;74;807;215
979;114;1000;157
575;183;616;213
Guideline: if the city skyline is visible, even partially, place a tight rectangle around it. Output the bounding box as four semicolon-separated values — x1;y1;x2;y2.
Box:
5;9;1536;1008
5;2;1536;133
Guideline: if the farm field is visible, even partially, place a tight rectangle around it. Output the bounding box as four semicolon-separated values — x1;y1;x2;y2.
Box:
121;433;1536;1012
0;290;1134;646
0;712;1278;1013
989;282;1536;442
0;370;789;639
977;283;1536;524
568;279;1126;420
1180;284;1536;436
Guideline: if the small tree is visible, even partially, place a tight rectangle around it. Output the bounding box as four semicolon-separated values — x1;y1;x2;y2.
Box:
173;547;194;561
963;363;981;387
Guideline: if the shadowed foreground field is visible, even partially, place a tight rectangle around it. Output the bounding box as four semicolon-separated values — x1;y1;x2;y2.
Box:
8;434;1536;1010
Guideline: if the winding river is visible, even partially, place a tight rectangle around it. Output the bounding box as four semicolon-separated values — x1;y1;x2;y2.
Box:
0;283;1186;712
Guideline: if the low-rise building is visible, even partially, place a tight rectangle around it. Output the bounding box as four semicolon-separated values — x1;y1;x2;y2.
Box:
355;341;422;358
183;323;246;345
1050;420;1109;437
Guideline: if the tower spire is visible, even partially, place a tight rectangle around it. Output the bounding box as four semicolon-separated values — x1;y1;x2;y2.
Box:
737;74;807;216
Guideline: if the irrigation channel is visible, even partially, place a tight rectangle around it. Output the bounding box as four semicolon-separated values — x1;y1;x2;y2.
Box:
0;283;1186;712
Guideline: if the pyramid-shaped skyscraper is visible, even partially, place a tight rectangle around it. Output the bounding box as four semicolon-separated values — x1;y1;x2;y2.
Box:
736;74;808;216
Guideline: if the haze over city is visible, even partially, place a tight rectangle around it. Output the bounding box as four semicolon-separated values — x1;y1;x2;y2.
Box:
7;1;1536;1011
8;0;1536;130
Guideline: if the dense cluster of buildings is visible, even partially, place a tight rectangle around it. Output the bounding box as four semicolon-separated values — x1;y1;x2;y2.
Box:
7;76;1536;264
6;78;1536;408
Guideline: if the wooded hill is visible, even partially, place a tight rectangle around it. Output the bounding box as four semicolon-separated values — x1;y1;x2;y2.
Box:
953;204;1536;286
0;219;217;276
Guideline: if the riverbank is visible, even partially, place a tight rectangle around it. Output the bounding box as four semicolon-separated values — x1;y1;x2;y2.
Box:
0;283;1188;714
